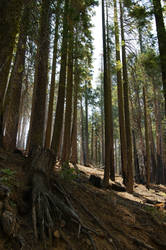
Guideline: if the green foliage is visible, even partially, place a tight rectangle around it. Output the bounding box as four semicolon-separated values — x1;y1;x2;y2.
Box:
0;168;16;187
144;205;166;222
60;166;77;182
1;168;16;176
129;5;148;26
140;49;160;77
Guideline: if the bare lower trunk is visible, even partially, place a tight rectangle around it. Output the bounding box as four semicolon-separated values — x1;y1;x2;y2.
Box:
51;0;69;157
29;0;51;150
0;0;23;147
102;0;111;186
120;0;133;192
70;59;79;165
81;99;87;166
152;0;166;116
143;87;150;188
61;25;74;166
45;0;61;149
113;0;128;187
3;3;30;151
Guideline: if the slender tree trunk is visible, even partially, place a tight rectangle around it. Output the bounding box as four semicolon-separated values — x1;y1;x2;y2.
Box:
119;0;133;192
29;0;51;150
153;81;164;183
102;0;111;186
45;0;61;149
106;2;115;180
71;58;79;165
138;26;144;53
91;117;94;164
132;130;141;183
2;3;30;151
129;86;141;183
113;0;128;187
114;139;117;174
131;69;146;181
61;25;74;165
17;66;29;146
143;87;150;188
100;57;105;166
95;133;98;165
51;0;69;157
21;115;27;149
152;0;166;116
81;99;86;166
161;118;166;184
0;0;23;146
85;82;89;165
148;113;157;183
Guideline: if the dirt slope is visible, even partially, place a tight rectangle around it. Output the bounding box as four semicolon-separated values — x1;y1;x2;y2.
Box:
0;152;166;250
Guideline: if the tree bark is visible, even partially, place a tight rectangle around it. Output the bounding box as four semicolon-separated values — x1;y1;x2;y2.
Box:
81;99;87;166
85;82;89;165
152;0;166;116
71;58;79;165
29;0;51;150
2;3;30;151
143;87;150;188
132;130;141;183
45;0;61;149
90;115;94;164
0;0;23;147
119;0;133;192
51;0;69;157
102;0;111;186
61;25;74;165
113;0;128;187
148;113;157;183
106;1;115;180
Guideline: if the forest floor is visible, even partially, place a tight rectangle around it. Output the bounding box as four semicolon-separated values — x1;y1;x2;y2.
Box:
0;151;166;250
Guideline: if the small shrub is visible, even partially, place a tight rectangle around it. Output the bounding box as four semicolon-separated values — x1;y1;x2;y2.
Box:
60;167;77;182
0;168;16;187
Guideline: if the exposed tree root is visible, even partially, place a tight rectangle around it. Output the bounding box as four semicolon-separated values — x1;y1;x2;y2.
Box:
31;148;97;250
59;229;76;250
66;189;118;249
129;236;154;250
0;184;25;249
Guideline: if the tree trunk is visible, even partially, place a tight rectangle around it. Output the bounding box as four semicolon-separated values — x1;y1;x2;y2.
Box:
153;83;164;184
45;0;61;149
90;115;94;164
102;0;111;186
119;0;133;192
106;1;115;181
148;114;157;183
29;0;51;150
2;3;30;152
85;82;89;165
152;0;166;116
161;118;166;184
70;59;79;165
51;0;69;157
143;87;150;188
81;99;87;166
0;0;23;147
131;69;146;182
61;25;74;166
113;0;128;187
132;130;141;183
